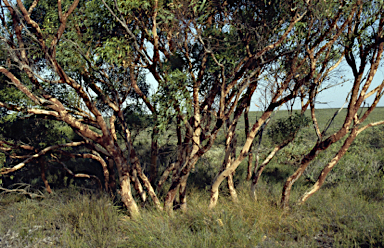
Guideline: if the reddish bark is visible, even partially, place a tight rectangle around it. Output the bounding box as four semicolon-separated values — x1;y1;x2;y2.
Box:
39;159;52;194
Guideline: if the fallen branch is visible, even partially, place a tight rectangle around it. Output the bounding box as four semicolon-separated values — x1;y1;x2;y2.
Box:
0;141;85;175
0;184;45;199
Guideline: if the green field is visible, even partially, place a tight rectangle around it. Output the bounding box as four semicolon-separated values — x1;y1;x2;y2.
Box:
1;108;384;247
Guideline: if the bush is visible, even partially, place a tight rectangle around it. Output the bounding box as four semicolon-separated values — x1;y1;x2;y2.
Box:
267;113;311;145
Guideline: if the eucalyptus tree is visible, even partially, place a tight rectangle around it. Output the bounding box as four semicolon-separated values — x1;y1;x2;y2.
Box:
1;0;383;218
207;0;355;208
0;0;309;215
282;0;384;207
0;0;150;217
72;0;312;212
208;0;384;209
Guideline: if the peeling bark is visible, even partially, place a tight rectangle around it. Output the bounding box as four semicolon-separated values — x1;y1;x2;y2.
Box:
299;120;384;204
130;141;163;210
244;104;253;181
131;169;147;203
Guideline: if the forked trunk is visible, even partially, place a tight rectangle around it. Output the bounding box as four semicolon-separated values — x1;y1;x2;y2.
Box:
165;104;201;212
131;169;147;202
209;110;273;209
218;118;239;203
164;156;199;212
298;128;358;204
130;143;163;210
280;127;348;208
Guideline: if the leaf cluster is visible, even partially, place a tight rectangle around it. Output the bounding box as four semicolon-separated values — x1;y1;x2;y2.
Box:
267;113;311;145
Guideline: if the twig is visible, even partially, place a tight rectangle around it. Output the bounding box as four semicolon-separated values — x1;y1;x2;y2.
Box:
56;160;102;190
0;184;45;198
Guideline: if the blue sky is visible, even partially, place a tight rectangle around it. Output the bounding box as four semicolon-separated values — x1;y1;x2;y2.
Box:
250;62;384;111
146;61;384;112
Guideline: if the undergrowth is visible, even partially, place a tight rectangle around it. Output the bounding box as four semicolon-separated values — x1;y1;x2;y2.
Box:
1;181;383;247
1;108;384;247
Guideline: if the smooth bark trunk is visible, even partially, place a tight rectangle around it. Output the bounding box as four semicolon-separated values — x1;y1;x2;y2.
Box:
298;128;358;204
250;145;280;201
120;175;140;218
209;110;273;209
280;125;350;208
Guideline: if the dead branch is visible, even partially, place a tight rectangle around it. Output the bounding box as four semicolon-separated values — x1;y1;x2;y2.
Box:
0;184;45;198
1;142;85;175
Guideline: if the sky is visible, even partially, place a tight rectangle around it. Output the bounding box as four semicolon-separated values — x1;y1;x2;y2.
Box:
146;61;384;112
286;62;384;111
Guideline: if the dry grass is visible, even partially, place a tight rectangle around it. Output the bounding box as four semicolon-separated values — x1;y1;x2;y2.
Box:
1;181;383;247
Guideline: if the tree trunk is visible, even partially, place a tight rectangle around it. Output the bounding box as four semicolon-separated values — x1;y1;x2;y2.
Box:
39;158;52;194
209;110;273;209
244;104;253;181
280;127;349;208
150;127;159;184
166;103;201;212
164;155;199;212
178;173;189;211
227;123;238;203
250;145;280;201
120;174;140;218
157;162;175;191
227;173;238;203
298;128;358;204
130;141;163;210
108;157;116;195
111;148;140;217
131;169;147;203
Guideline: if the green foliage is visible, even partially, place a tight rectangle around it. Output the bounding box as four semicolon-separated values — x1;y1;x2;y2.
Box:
152;69;193;132
1;117;69;148
267;113;311;145
1;0;384;244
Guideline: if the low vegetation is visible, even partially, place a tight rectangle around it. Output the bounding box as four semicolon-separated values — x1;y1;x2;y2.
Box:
1;108;384;247
1;181;383;247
